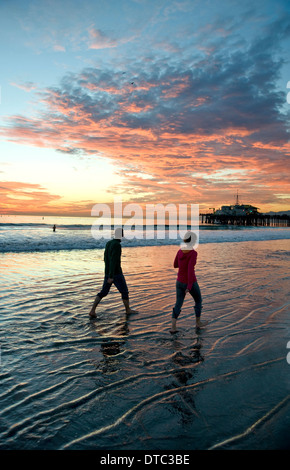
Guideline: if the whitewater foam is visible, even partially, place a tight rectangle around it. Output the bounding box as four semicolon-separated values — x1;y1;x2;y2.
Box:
0;223;289;253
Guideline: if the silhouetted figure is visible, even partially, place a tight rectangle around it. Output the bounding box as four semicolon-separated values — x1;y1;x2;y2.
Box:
89;228;138;318
170;231;208;333
53;224;56;232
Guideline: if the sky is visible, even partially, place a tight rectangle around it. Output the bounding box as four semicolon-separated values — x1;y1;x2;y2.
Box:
0;0;290;216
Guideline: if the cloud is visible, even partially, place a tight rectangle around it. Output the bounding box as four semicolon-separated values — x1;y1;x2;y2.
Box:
53;44;66;52
88;28;118;50
10;81;37;92
1;11;290;210
0;181;98;215
0;181;61;213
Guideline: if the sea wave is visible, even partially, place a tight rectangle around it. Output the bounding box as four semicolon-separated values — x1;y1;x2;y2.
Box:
0;223;91;230
0;225;289;253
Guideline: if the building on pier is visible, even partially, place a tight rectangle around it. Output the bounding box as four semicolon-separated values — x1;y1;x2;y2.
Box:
200;192;289;226
214;192;259;217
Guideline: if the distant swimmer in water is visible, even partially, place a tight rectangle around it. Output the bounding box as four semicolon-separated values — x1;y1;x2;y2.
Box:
53;224;56;232
89;228;138;318
170;231;208;334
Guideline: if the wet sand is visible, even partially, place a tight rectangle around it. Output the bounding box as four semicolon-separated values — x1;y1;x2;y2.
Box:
0;239;290;449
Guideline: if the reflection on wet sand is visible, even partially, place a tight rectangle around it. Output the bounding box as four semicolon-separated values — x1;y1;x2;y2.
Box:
89;310;131;373
89;312;130;338
163;332;205;427
0;240;289;449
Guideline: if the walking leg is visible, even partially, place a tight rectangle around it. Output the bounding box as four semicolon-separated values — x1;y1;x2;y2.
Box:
123;298;138;314
190;282;208;328
89;295;101;318
170;281;186;333
89;276;111;317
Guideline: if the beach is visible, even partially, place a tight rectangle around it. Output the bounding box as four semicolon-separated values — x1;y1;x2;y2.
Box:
0;221;290;450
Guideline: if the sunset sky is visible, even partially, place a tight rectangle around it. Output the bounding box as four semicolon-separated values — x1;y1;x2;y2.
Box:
0;0;290;216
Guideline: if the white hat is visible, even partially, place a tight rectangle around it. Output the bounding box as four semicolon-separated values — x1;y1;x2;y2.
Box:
180;230;197;249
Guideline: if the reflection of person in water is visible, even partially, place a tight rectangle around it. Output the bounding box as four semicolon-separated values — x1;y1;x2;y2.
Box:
101;341;121;357
53;224;56;232
170;231;208;333
89;228;138;318
89;309;129;372
166;335;204;425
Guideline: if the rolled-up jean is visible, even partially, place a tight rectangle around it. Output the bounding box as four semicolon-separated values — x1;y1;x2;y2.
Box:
172;280;202;319
97;273;129;300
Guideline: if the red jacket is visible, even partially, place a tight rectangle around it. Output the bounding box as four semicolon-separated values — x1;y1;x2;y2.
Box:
174;249;197;291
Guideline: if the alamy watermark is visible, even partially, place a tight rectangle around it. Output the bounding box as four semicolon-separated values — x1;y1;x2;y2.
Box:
91;199;199;247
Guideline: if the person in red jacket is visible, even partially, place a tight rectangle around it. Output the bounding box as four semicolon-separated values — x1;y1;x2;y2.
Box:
170;231;208;333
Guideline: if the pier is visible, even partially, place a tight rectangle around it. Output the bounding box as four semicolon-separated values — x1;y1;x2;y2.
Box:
200;213;290;227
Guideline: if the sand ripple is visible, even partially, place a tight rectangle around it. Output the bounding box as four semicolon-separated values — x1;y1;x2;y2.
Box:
0;240;289;449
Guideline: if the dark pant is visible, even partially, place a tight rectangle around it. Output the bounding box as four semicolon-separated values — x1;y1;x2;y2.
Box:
172;280;202;319
97;273;129;300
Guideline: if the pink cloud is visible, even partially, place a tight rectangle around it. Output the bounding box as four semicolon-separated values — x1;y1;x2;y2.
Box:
10;82;37;92
1;57;290;213
88;28;117;50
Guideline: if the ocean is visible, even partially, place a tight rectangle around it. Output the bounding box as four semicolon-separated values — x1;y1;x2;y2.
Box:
1;214;289;253
0;215;290;450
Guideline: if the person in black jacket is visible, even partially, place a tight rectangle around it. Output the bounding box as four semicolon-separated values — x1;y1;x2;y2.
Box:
89;228;138;317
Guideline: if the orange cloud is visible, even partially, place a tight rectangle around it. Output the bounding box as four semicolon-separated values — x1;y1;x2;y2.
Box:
0;181;99;216
1;57;290;213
